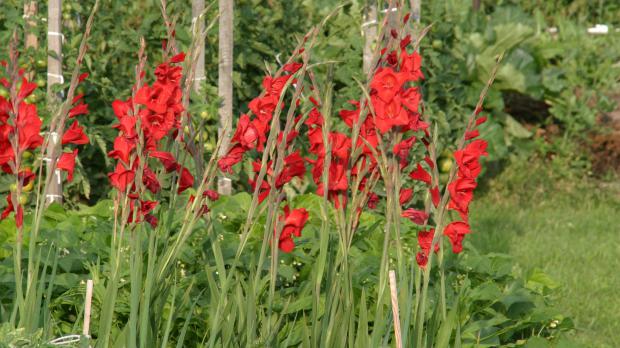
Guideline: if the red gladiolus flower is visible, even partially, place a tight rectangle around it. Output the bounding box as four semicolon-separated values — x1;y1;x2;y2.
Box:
283;62;303;73
465;129;479;140
305;107;324;127
418;228;439;254
276;206;309;253
402;208;428;225
126;199;159;227
108;136;135;165
416;252;428;267
447;177;477;221
400;50;424;82
399;188;413;205
112;99;132;119
262;75;292;97
368;192;380;209
170;52;186;63
329;132;352;160
373;96;409;134
404;111;429;132
62;121;89;145
16;102;43;151
248;95;278;122
149;151;179;172
177;167;194;194
231;114;260;150
1;194;23;228
370;67;406;102
393;136;416;168
18;78;37;99
142;166;161;194
409;163;431;185
430;186;440;208
401;87;421;112
69;102;89;118
109;162;135;192
57;149;78;182
444;221;471;253
454;139;488;179
338;100;360;127
275;151;306;188
113;115;138;140
218;145;246;174
416;228;437;268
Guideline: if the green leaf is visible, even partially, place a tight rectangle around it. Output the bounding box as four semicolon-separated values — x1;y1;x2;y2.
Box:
524;336;551;348
505;115;533;138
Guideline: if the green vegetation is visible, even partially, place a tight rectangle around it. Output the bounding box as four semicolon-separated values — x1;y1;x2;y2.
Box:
470;159;620;348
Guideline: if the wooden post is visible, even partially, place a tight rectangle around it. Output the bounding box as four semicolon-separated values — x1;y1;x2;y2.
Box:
24;1;37;81
81;279;93;348
473;0;481;12
82;280;93;337
24;2;38;51
217;0;233;195
411;0;421;24
192;0;205;93
46;0;63;204
362;1;378;75
389;270;402;348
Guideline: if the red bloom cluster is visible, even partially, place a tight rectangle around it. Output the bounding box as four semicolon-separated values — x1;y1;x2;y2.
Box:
217;62;311;252
0;66;89;227
275;205;309;253
444;132;488;253
307;99;356;208
218;62;302;173
108;53;195;227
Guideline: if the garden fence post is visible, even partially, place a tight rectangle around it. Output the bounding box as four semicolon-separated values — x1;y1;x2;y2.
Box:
24;1;37;80
473;0;481;11
362;0;378;75
217;0;233;195
192;0;205;93
46;0;63;204
389;270;402;348
82;279;93;344
411;0;421;24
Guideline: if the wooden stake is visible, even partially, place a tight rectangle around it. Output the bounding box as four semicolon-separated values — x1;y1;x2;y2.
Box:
192;0;205;93
46;0;63;204
24;1;38;46
389;270;402;348
217;0;233;195
82;279;93;339
362;1;378;75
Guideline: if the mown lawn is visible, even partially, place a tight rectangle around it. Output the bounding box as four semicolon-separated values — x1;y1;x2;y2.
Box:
469;163;620;348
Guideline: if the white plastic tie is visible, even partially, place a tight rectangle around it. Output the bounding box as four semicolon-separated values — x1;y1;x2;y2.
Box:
50;131;59;145
47;73;64;84
192;76;207;81
47;31;65;41
381;7;398;13
587;24;609;35
49;334;82;345
55;169;61;185
45;194;63;199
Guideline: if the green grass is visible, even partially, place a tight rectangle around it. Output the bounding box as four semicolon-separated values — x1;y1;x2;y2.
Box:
468;161;620;348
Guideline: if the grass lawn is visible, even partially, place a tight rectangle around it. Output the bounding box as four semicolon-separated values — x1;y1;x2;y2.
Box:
468;162;620;348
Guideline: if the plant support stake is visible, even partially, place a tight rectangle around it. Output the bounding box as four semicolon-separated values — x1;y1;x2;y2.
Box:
47;0;63;203
217;0;233;195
